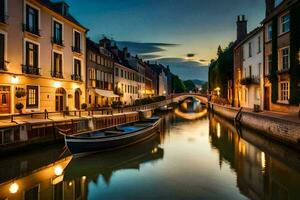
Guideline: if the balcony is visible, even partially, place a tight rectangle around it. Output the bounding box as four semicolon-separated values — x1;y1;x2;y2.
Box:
51;71;63;79
240;75;260;85
71;74;82;81
51;38;64;47
71;46;82;54
0;60;9;71
277;67;290;74
22;65;40;75
23;24;40;36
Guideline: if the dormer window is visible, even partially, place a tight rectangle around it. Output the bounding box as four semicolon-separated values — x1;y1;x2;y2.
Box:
24;4;40;36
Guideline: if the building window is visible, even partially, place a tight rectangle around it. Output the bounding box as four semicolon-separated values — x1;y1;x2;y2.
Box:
25;4;39;35
280;14;290;34
278;47;290;71
0;33;5;70
53;52;63;78
53;20;63;45
26;85;39;108
23;41;39;75
279;81;289;102
248;42;252;57
25;186;39;200
266;55;272;75
121;69;123;78
73;30;81;53
267;23;272;41
115;68;119;76
258;36;261;53
72;59;81;81
0;0;5;23
89;95;91;104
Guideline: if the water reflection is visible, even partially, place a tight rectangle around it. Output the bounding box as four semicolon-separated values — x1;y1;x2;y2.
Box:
175;98;207;120
209;114;300;200
1;111;300;199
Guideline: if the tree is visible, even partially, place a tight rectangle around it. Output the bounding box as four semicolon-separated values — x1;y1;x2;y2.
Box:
208;42;234;98
172;74;186;93
183;80;196;92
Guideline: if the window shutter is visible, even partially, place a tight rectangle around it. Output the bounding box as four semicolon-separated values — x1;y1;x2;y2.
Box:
0;0;4;22
0;34;4;61
33;44;38;68
59;54;62;73
34;8;39;33
25;42;29;66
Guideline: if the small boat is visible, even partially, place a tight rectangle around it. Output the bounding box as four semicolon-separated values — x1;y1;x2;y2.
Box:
63;117;161;155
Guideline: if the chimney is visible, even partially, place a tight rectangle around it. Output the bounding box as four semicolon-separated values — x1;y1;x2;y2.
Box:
123;47;128;59
99;37;111;49
236;15;247;42
265;0;275;16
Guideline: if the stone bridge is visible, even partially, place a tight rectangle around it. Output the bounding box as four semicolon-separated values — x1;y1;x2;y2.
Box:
168;93;208;104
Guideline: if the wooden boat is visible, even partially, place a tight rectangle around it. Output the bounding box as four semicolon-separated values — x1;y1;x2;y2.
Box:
63;117;161;155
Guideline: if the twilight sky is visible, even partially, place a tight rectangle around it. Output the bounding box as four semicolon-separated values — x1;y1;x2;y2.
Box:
61;0;265;81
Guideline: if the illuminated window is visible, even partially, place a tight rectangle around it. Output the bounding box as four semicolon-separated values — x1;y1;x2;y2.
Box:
26;85;38;108
279;81;289;102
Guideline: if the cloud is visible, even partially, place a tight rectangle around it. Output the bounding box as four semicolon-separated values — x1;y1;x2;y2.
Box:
116;41;179;55
186;53;196;58
154;57;208;81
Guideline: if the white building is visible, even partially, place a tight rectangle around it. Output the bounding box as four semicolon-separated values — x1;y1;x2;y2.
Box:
240;27;264;109
114;63;139;105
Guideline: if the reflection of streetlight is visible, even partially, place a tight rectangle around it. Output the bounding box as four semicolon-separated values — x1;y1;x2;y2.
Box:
9;183;19;194
217;123;221;138
214;87;220;96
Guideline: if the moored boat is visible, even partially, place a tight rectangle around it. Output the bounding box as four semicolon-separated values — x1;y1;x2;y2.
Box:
63;117;161;155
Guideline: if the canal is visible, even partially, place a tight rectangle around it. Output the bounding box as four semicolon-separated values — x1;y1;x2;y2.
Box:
1;99;300;200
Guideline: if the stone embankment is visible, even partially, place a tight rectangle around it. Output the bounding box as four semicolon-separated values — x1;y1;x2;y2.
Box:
209;103;300;149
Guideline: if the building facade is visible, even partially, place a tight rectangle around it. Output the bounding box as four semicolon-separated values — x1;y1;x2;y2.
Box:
263;0;300;112
0;0;87;114
114;62;139;105
239;28;264;109
86;38;117;108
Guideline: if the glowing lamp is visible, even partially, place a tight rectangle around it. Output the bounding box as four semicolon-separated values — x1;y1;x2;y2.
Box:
54;165;63;176
9;183;19;194
11;75;19;84
82;176;86;180
53;81;62;89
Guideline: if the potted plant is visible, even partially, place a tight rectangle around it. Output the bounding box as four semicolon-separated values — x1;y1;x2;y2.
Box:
15;103;24;114
15;89;26;98
81;103;87;110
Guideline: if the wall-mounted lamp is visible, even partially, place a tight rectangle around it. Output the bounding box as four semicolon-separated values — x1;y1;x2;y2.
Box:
11;75;19;84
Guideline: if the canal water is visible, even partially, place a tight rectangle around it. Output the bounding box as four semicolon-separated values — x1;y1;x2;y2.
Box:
1;99;300;200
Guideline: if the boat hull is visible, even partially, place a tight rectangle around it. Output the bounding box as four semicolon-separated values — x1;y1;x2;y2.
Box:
65;118;161;155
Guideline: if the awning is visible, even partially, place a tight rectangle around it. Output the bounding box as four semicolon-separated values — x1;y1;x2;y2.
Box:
95;89;119;98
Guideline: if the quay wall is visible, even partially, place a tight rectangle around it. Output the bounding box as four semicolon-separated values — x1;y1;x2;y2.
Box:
210;103;300;148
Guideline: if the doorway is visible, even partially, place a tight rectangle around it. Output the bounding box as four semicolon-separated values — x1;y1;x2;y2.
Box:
264;87;270;110
74;89;81;110
55;88;66;112
0;86;10;114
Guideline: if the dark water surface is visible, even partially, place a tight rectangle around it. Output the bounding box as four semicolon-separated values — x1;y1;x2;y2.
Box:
1;101;300;200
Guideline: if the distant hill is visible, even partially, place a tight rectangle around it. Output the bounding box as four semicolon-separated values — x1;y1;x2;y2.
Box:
190;79;206;86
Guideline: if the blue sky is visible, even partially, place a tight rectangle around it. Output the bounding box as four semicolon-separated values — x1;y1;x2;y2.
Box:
62;0;265;81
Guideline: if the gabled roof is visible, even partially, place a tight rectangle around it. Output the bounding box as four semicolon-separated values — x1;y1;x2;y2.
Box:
262;0;299;24
38;0;88;31
234;26;263;50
